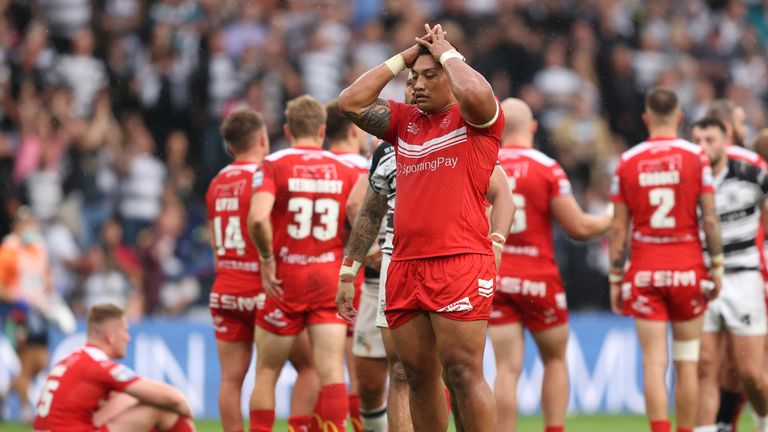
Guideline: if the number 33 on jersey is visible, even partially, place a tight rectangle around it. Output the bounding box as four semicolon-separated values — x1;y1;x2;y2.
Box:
254;147;361;262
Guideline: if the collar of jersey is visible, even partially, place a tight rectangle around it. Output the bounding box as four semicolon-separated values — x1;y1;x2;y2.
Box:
646;136;678;142
293;145;324;151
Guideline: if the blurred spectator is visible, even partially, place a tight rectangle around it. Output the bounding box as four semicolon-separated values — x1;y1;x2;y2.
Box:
117;113;165;245
53;28;108;118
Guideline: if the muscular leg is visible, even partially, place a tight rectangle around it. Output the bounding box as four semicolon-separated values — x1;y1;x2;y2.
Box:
356;354;388;430
671;315;704;429
251;328;296;412
381;327;413;432
635;319;670;423
215;339;252;432
431;315;495;432
390;313;448;432
289;330;319;416
308;323;349;429
697;331;722;426
488;323;524;431
730;333;768;416
105;403;196;432
532;324;569;429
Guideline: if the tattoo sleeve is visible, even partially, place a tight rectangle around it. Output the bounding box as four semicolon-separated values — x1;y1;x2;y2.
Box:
345;188;389;261
343;98;392;138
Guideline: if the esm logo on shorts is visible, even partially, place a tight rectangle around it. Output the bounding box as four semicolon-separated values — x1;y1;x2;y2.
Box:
209;293;265;311
633;270;697;288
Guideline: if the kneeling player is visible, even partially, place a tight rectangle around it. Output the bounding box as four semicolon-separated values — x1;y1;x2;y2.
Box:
33;303;195;432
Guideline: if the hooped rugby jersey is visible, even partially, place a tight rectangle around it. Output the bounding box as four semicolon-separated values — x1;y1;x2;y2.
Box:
368;141;396;256
379;101;503;260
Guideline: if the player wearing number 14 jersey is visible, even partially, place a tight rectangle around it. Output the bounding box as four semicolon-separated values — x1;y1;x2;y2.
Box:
248;95;361;432
609;88;723;432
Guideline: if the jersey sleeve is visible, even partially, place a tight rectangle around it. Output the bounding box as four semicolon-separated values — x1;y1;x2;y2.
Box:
92;360;140;392
254;160;277;195
380;100;404;144
698;152;714;194
610;160;625;203
465;99;504;138
368;142;396;196
548;161;572;198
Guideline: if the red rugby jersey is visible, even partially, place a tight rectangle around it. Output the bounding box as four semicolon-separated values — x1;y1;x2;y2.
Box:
379;101;503;261
205;160;263;293
611;137;714;265
33;345;139;431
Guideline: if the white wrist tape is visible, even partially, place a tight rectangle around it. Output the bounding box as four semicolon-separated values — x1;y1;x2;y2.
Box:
439;49;465;66
489;232;507;244
710;254;724;267
710;266;724;279
673;339;700;362
492;241;504;251
608;273;624;284
340;257;362;282
384;54;406;77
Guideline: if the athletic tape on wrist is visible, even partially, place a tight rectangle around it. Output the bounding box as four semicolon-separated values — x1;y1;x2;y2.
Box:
492;241;504;251
608;272;624;284
490;232;507;244
340;256;362;282
439;49;465;66
260;254;275;264
710;253;724;267
384;54;406;77
710;266;724;279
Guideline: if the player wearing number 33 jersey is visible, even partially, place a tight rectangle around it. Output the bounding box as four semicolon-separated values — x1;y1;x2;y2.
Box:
611;136;714;321
254;145;361;335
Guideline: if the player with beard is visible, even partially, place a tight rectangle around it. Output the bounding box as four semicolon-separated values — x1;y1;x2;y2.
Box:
692;117;768;432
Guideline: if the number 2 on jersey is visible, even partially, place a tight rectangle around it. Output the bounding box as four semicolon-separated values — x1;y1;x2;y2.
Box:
649;187;676;228
287;197;340;241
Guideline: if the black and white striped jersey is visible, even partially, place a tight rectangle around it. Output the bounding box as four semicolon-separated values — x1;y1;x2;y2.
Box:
714;157;768;270
368;141;396;256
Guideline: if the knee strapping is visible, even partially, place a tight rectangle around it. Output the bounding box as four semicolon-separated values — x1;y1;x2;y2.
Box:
673;339;700;362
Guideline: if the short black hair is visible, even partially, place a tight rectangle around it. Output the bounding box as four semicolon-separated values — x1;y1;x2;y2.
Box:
692;117;727;134
645;88;679;117
418;45;431;57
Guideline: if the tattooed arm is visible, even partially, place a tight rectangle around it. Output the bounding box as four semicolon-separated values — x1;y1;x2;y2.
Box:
346;187;389;263
608;201;630;315
338;37;429;136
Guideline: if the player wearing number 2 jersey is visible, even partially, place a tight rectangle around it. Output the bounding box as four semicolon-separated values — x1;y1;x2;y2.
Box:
33;304;194;432
489;99;611;432
248;95;360;432
609;88;723;432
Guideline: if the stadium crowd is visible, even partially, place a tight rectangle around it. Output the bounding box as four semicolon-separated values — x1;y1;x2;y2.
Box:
0;0;767;320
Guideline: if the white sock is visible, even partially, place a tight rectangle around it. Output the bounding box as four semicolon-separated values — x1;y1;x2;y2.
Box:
693;426;717;432
361;404;387;432
753;412;768;432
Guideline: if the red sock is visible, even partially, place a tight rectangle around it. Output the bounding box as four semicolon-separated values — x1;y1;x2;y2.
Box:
676;428;693;432
167;416;194;432
309;395;323;432
318;383;349;431
288;415;313;432
650;420;671;432
349;394;364;432
545;427;564;432
249;410;275;432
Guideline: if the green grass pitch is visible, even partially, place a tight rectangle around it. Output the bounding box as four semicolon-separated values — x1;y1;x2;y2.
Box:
0;415;754;431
